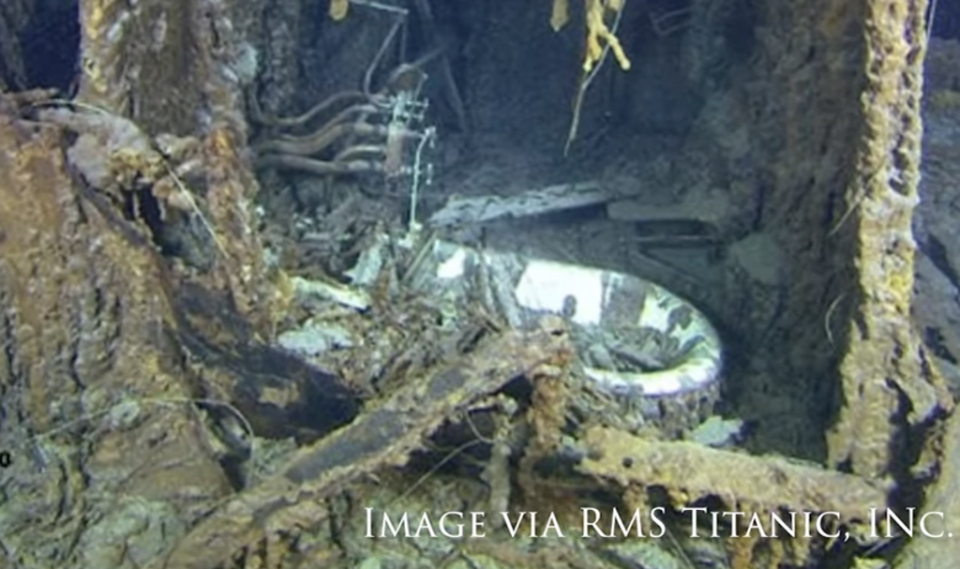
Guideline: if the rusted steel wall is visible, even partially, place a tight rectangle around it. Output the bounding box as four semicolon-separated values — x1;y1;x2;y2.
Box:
0;101;233;567
0;0;33;89
735;0;949;472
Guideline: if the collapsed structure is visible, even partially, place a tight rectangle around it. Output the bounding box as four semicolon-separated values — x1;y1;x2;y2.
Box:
0;0;955;567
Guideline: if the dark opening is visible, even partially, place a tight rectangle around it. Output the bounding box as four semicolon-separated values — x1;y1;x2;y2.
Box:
931;0;960;40
19;0;81;92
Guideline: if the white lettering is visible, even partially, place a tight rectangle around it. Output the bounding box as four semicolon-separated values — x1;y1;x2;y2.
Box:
649;507;666;538
413;513;437;538
581;507;604;537
744;512;769;538
439;512;463;538
542;512;565;537
920;512;945;538
610;509;644;537
365;507;375;538
722;511;744;537
769;510;796;538
380;511;410;537
682;507;707;537
816;512;840;539
470;511;486;538
502;511;529;537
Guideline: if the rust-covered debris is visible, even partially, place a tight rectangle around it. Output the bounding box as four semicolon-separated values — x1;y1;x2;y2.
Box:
0;93;234;567
164;318;573;568
0;0;958;568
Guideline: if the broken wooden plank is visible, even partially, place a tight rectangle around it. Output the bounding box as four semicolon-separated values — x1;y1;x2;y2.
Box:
578;426;890;531
428;181;610;226
606;188;731;225
163;318;573;568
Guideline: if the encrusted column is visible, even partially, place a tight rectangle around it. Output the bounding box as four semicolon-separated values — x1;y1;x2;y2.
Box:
826;0;950;479
75;0;280;337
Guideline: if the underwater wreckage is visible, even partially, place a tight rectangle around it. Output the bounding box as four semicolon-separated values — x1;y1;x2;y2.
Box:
0;0;957;568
